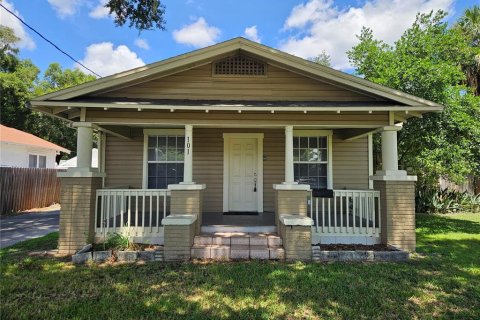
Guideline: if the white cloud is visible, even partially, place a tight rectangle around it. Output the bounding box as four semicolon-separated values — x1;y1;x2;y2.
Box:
280;0;454;70
77;42;145;77
89;0;111;19
0;1;35;49
47;0;81;18
243;25;261;43
134;38;150;50
172;17;221;48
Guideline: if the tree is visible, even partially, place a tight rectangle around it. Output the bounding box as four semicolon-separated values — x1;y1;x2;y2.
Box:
455;6;480;95
347;11;480;201
310;51;332;67
105;0;166;31
0;26;95;156
29;64;96;154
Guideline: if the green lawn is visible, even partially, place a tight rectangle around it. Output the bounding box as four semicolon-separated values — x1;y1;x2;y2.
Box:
1;214;479;320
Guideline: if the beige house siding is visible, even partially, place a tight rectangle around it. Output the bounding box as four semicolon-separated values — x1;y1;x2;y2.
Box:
104;129;369;213
94;64;383;102
104;131;143;188
332;136;369;190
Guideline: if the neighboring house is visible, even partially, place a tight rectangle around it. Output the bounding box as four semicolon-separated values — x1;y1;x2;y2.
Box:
58;148;98;169
30;38;443;259
0;125;69;168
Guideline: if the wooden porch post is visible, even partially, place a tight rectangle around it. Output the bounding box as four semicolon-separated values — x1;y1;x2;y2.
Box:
182;124;193;184
284;125;294;184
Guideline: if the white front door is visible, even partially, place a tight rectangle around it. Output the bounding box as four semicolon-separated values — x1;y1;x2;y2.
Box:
228;138;258;212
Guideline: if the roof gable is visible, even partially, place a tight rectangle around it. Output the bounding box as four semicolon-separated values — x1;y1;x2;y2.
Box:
31;37;442;109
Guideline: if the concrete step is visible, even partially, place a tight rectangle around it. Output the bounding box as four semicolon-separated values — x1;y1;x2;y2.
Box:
191;232;285;261
193;233;282;246
201;225;277;233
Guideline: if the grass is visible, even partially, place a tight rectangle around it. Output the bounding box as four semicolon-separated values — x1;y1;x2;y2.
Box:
1;214;479;320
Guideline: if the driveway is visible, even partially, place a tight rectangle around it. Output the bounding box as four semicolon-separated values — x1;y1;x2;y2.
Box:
0;211;60;248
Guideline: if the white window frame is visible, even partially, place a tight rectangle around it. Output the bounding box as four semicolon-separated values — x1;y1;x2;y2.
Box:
293;130;333;189
28;153;47;168
142;129;185;189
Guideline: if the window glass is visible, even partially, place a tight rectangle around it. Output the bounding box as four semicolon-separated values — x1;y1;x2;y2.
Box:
147;135;184;189
39;156;47;168
29;155;37;168
293;136;328;188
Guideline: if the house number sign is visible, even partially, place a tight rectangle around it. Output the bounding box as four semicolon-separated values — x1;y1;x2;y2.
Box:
186;137;191;155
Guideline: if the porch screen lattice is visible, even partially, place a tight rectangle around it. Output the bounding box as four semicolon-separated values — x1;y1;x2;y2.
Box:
213;55;266;76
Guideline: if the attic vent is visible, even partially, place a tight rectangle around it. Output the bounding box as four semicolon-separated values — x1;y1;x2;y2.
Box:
213;55;266;76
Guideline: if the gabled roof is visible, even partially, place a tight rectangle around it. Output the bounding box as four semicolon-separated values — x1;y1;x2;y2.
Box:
0;125;70;153
31;37;443;110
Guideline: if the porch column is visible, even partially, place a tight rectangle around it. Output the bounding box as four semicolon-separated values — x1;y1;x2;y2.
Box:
182;124;193;184
284;125;294;184
168;124;205;239
273;125;312;260
76;122;94;170
57;121;105;255
372;125;417;252
381;129;399;172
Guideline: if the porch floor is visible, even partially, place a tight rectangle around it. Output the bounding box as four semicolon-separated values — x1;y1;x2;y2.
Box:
201;212;276;233
202;212;275;226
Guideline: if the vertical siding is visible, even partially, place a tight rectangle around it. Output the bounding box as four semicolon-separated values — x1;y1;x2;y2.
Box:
332;136;369;190
104;129;370;212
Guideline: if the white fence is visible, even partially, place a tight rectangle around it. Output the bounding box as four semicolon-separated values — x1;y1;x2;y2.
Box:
95;189;170;244
308;189;381;244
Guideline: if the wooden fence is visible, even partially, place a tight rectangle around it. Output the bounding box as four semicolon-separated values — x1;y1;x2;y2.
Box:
0;167;62;214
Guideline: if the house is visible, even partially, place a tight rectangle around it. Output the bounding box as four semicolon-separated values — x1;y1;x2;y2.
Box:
0;124;69;168
30;38;443;259
57;148;99;169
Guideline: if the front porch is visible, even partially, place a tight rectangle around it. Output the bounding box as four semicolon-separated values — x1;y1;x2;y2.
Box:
93;187;382;246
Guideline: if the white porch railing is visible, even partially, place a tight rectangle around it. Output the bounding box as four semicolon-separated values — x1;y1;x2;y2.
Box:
95;189;170;243
308;190;381;238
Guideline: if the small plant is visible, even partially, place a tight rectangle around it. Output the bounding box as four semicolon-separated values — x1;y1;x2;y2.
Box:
416;187;480;213
103;233;133;251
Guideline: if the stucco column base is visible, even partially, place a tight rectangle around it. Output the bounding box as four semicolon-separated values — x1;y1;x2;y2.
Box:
58;175;103;255
273;184;310;229
373;175;417;252
162;215;197;261
168;184;206;235
279;215;313;261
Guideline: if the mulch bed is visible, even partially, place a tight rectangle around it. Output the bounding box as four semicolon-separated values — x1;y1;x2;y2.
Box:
317;244;394;251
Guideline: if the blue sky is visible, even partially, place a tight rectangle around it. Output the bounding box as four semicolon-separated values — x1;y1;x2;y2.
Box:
1;0;477;77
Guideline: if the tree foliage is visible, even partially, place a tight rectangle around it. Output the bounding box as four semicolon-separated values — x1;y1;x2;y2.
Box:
455;5;480;95
348;10;480;195
0;27;95;157
310;51;332;67
105;0;166;31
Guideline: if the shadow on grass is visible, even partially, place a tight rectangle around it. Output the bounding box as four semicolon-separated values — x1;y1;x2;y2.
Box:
416;213;480;235
1;215;480;319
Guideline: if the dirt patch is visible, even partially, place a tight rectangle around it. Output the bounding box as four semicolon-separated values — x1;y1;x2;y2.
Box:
317;244;394;251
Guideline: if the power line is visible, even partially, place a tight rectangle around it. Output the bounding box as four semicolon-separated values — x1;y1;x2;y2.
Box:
0;3;102;78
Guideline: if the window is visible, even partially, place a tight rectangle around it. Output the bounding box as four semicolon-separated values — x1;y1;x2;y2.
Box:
28;154;47;168
147;135;184;189
293;136;328;188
